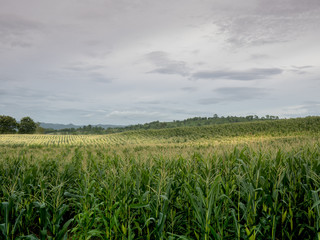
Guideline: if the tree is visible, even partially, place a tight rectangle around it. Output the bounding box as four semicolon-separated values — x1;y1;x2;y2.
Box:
18;117;36;134
246;115;254;121
0;115;18;133
35;122;45;134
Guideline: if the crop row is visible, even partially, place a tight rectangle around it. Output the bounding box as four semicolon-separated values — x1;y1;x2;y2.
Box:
0;134;141;146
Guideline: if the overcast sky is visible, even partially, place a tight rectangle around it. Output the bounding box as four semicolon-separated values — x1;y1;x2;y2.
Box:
1;0;319;125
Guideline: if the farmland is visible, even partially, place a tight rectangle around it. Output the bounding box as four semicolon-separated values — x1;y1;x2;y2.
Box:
1;117;320;239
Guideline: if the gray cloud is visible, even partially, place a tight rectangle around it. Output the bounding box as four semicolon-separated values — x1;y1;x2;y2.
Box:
105;110;170;124
181;87;197;92
135;100;163;105
198;87;268;105
257;0;320;15
0;14;41;48
193;68;283;80
0;87;80;104
198;97;221;105
274;101;320;118
250;54;270;60
50;67;113;85
63;64;106;72
36;108;107;124
214;0;320;46
0;0;319;124
0;76;16;82
287;65;314;75
215;87;268;99
146;51;190;76
90;73;113;84
291;65;313;70
299;102;320;116
62;62;113;83
0;87;103;123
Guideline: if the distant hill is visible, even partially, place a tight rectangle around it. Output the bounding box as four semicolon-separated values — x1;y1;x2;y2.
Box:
40;122;123;130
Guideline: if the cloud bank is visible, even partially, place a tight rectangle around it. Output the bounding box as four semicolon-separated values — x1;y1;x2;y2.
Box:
0;0;319;124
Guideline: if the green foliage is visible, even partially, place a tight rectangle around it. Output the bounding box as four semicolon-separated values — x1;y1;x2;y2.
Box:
18;117;36;134
44;125;106;135
1;135;320;239
0;195;25;240
107;115;279;133
43;116;319;137
35;123;45;134
43;114;280;135
120;116;320;140
1;118;320;238
0;115;18;134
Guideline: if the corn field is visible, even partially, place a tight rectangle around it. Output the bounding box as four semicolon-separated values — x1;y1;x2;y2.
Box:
1;119;320;239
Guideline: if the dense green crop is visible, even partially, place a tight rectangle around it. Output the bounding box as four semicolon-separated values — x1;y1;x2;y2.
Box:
1;117;320;239
0;134;320;239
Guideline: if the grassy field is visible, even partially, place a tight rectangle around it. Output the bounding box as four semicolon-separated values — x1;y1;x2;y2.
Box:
1;117;320;239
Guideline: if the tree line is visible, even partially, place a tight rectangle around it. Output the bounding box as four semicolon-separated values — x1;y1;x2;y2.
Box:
45;114;279;135
105;114;279;133
0;115;37;134
44;125;106;135
0;114;281;135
